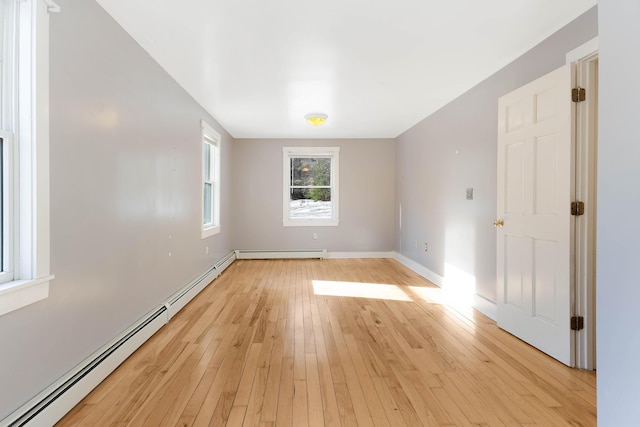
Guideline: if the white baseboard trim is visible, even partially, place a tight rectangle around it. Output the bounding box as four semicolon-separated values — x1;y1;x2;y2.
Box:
392;252;445;285
472;294;498;321
235;249;326;259
1;251;237;427
233;250;394;260
326;251;394;259
392;252;497;321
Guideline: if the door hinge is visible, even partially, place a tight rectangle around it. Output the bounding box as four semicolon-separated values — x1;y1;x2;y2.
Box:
572;87;586;103
571;201;585;216
571;316;584;331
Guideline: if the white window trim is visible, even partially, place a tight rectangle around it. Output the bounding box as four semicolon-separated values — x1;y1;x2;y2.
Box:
0;131;15;286
201;120;221;238
282;146;340;227
0;0;55;317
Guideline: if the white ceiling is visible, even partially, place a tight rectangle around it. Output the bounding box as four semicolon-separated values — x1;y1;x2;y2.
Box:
95;0;596;139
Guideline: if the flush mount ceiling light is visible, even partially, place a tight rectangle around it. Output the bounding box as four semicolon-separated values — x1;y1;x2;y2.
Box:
304;113;328;126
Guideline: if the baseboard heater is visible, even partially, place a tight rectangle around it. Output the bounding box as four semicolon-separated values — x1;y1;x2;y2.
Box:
1;250;237;427
1;307;168;427
235;249;327;260
165;250;236;320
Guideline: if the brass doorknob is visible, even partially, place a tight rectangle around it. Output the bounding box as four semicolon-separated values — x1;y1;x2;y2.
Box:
493;218;504;227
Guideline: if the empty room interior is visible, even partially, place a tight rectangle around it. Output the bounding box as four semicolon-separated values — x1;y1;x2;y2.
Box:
1;1;639;426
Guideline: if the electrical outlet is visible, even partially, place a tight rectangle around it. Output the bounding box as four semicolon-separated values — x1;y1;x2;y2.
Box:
313;233;318;240
466;188;474;200
424;243;428;252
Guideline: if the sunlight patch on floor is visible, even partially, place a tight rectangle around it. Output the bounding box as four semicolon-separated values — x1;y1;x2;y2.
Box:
408;263;478;326
408;264;476;307
312;280;412;301
409;285;478;327
409;286;447;304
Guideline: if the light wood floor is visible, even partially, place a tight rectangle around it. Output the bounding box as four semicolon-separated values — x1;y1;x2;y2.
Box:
56;258;596;426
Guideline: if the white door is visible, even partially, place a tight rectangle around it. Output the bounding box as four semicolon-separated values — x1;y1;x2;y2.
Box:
496;64;575;366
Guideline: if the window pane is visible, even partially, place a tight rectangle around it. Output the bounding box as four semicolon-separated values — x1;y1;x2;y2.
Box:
289;191;332;220
0;137;3;266
209;147;216;182
288;155;332;220
291;157;331;187
203;142;211;180
203;183;212;224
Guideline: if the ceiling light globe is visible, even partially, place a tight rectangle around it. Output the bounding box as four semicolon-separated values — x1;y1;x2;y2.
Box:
304;113;328;126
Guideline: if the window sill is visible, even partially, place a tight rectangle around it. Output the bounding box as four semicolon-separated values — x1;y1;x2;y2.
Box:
283;219;340;227
202;225;221;239
0;275;54;317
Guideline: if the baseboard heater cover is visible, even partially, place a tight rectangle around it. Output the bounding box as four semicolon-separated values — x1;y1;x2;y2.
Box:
2;307;167;427
235;249;327;260
165;250;236;319
1;250;237;427
215;250;236;272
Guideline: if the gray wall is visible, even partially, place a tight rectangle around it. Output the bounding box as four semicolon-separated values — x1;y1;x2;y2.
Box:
0;0;234;418
597;2;640;424
233;139;395;252
395;7;598;302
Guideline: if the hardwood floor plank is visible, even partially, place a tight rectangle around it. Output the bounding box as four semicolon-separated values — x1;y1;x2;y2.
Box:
226;405;247;426
234;343;263;406
56;258;596;427
257;268;288;422
241;366;268;426
292;269;309;426
305;353;325;427
342;333;390;426
326;298;375;426
270;261;295;427
308;274;341;427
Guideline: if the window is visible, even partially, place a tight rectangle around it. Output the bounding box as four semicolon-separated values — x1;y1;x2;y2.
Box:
0;131;12;285
201;120;221;238
283;147;340;227
1;0;14;285
0;0;54;317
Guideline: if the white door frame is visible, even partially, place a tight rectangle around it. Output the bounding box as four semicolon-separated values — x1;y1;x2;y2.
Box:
567;37;598;370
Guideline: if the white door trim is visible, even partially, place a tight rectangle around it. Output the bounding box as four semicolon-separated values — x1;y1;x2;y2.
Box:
571;44;598;371
566;37;599;64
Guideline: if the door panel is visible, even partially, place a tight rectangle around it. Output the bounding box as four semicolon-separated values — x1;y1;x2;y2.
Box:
505;236;531;310
534;135;558;214
506;142;525;214
496;64;574;366
536;87;559;122
533;239;557;322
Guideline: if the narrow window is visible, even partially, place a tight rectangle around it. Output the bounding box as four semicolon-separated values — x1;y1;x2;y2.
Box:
283;147;340;227
0;0;54;316
0;132;14;285
201;120;221;238
0;134;8;283
0;0;15;284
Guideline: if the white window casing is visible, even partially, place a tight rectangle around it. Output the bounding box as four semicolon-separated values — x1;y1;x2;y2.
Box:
0;0;55;317
201;120;221;238
283;146;340;227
